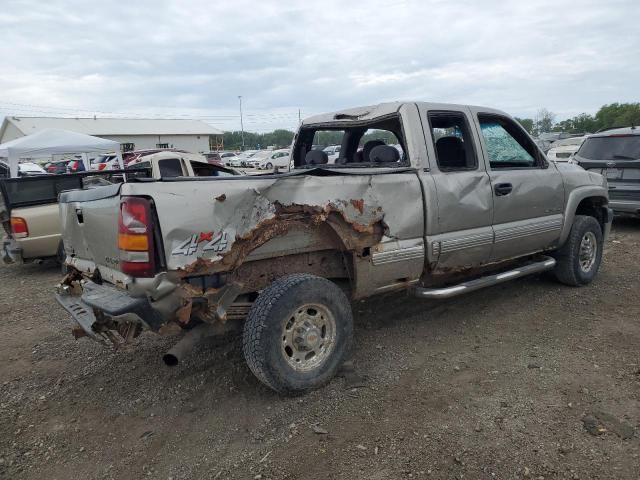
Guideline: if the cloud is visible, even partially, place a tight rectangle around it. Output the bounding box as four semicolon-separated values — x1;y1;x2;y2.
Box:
0;0;638;131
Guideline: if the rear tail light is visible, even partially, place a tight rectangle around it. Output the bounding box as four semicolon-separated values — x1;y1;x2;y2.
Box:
118;197;156;277
11;217;29;238
98;163;107;171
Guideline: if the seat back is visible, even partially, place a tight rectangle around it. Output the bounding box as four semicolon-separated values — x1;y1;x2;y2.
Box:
436;136;467;169
362;140;386;162
369;145;400;163
305;150;329;165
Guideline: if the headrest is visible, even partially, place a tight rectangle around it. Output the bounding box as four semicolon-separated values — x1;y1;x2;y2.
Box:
369;145;400;163
362;140;386;162
305;149;328;165
436;136;464;154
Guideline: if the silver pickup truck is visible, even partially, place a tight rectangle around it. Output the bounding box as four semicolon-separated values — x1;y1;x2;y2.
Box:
56;102;613;395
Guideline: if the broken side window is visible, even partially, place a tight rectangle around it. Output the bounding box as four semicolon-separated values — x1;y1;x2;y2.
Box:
294;116;409;168
478;114;541;169
428;111;478;171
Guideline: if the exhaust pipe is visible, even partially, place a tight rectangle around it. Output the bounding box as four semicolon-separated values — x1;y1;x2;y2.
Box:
163;323;213;367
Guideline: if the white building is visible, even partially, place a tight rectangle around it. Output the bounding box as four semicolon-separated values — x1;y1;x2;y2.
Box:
0;117;224;154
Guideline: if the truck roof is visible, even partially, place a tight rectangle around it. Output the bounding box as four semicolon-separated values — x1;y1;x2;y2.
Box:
302;101;508;125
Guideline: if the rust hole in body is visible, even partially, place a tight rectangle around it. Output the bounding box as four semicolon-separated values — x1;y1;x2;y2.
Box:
177;201;386;277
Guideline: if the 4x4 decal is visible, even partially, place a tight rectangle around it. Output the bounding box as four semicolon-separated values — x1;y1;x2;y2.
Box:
171;231;229;256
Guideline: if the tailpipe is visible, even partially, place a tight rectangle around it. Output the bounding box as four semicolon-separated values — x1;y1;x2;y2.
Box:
163;323;212;367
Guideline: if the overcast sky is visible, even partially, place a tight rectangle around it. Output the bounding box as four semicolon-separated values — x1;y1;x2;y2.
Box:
1;0;639;132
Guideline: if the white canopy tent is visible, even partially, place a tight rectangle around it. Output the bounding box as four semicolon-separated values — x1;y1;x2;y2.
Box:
0;128;123;177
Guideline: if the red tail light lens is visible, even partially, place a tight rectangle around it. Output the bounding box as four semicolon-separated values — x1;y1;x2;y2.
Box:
11;217;29;238
98;163;107;171
118;197;156;277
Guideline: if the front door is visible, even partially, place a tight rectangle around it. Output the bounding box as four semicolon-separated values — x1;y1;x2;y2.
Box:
473;112;565;262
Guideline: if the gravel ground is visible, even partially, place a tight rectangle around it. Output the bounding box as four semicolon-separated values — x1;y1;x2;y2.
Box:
1;219;639;480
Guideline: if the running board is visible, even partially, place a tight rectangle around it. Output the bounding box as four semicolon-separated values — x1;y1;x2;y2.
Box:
414;256;556;299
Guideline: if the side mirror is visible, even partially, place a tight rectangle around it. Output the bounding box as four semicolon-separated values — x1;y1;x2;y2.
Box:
539;154;550;169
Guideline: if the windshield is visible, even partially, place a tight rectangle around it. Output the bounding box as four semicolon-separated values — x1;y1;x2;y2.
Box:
578;135;640;160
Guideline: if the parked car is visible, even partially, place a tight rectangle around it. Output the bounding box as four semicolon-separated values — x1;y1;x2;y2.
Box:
546;136;586;162
220;151;239;166
234;150;258;167
573;126;640;215
244;150;272;168
1;152;238;266
323;145;341;163
256;149;291;170
123;148;192;165
45;160;73;174
68;158;87;173
91;154;121;171
126;151;240;178
55;101;611;396
0;161;48;178
1;172;115;266
535;132;582;153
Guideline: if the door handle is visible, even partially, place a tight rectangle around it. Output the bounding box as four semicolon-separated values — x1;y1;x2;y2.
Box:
494;183;513;196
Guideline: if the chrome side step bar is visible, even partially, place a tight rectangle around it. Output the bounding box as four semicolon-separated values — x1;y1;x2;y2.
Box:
414;256;556;300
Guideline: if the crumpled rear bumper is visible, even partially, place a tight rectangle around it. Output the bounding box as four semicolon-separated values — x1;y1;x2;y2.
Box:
56;280;169;344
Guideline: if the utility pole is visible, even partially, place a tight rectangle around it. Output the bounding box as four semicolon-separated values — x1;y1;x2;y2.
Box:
238;95;245;151
298;108;301;126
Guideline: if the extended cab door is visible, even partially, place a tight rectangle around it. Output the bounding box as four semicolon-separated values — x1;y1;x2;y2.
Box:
419;108;494;273
472;111;564;261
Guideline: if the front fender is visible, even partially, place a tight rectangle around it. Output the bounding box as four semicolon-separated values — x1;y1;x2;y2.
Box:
559;185;609;246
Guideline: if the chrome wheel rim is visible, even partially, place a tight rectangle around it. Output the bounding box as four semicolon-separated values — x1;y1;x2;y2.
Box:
579;231;597;273
281;303;337;372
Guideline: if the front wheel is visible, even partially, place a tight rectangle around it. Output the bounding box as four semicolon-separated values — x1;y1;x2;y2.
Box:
266;162;273;170
242;274;353;395
554;215;603;286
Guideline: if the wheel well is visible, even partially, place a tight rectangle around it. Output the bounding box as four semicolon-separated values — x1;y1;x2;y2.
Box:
231;249;353;295
575;197;608;232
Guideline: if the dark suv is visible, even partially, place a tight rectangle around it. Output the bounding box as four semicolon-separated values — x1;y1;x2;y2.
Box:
574;127;640;216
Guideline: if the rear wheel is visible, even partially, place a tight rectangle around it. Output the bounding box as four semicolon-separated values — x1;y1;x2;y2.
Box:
554;215;603;286
242;274;353;395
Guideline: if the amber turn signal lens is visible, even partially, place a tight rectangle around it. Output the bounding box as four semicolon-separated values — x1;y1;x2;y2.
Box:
118;233;149;251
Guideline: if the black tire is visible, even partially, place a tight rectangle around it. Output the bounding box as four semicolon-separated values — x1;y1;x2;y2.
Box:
266;162;273;170
554;215;603;286
242;273;353;395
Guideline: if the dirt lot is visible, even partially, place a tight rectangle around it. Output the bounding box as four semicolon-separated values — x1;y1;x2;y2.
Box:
1;220;639;480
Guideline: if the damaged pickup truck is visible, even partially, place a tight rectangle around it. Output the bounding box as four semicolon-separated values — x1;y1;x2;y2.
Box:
56;102;613;394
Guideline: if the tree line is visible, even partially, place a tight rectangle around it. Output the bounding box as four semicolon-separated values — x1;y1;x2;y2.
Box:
221;102;640;150
515;102;640;136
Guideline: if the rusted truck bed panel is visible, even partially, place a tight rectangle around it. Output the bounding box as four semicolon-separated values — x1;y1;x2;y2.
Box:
120;171;424;275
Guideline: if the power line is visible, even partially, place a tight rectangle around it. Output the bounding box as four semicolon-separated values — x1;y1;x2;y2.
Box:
0;99;311;120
